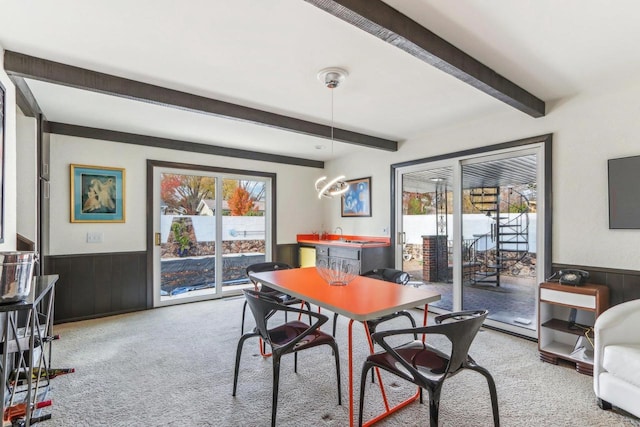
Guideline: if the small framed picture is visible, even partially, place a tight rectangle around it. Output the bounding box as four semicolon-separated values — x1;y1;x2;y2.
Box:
70;164;126;223
341;177;371;217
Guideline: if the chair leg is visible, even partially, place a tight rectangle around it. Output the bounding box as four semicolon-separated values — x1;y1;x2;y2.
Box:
597;398;612;410
232;334;252;396
294;351;298;373
367;323;377;383
359;361;374;427
428;387;442;427
240;301;248;336
468;365;500;427
271;354;282;427
329;341;342;405
333;312;339;337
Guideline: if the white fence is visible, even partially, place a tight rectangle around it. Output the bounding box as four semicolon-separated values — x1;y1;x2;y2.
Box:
161;215;265;243
402;213;537;253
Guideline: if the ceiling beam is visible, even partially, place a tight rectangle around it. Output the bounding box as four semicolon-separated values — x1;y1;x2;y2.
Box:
305;0;546;118
4;50;398;151
9;75;42;118
44;121;324;169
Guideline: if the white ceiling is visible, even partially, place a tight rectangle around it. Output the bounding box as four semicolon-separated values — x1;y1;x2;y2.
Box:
2;0;640;163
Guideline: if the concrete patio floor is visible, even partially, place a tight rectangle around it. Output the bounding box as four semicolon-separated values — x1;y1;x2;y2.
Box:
408;273;537;331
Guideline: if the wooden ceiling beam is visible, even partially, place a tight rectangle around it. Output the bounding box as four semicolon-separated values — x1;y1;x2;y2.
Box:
4;50;398;151
44;121;325;169
9;75;42;118
305;0;546;117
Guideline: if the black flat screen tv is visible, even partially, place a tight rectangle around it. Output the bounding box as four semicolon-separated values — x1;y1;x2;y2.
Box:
608;155;640;229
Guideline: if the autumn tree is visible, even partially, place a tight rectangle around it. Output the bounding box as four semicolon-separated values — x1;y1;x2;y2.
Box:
227;187;255;216
161;174;215;215
161;174;184;213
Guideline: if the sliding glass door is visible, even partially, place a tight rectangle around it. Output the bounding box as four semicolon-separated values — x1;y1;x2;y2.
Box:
400;163;456;311
394;139;549;337
152;165;272;307
460;151;539;330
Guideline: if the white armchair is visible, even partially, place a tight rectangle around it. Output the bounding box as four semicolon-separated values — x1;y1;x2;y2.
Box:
593;298;640;418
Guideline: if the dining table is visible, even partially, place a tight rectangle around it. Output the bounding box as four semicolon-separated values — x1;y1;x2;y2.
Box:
250;267;441;427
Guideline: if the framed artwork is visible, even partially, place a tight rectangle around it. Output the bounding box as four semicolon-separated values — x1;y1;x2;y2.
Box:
70;164;126;223
341;177;371;217
0;82;5;242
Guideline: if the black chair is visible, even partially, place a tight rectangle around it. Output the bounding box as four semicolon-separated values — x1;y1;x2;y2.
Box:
358;310;499;427
332;268;416;337
240;262;311;335
233;289;342;427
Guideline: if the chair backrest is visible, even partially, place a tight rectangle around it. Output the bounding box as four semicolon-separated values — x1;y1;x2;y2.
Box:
243;289;282;342
372;309;488;383
243;289;327;352
246;262;292;291
362;268;410;286
432;310;488;373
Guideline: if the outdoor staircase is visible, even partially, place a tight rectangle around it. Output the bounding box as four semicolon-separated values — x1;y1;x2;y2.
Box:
468;187;530;286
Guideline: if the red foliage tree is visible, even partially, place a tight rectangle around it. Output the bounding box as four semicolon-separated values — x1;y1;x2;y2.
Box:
161;174;183;212
228;187;254;216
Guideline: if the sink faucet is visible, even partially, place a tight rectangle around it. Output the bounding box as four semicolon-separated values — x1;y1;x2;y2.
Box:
334;227;343;240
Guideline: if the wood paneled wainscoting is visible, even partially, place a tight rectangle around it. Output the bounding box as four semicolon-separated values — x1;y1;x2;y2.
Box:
45;252;147;324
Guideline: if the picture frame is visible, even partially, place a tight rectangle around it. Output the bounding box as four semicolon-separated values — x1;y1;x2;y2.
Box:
70;164;126;223
341;177;372;217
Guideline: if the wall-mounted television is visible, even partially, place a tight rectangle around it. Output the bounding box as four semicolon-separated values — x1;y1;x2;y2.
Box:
608;155;640;229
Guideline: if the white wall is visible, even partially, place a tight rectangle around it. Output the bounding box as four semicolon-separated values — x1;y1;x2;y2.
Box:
48;134;324;255
16;110;36;242
0;47;17;250
324;78;640;271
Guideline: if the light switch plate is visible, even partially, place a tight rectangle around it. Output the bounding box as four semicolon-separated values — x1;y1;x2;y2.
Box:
87;232;103;243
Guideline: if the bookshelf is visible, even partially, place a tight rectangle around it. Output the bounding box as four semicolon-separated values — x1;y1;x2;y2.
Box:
538;282;609;375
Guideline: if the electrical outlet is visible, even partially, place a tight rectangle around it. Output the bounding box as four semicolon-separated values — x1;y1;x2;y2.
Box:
87;232;103;243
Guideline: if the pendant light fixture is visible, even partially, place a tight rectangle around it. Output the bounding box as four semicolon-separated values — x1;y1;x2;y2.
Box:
314;67;350;199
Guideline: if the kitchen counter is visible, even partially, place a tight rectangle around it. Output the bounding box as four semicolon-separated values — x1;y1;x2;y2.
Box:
296;234;390;248
297;234;393;271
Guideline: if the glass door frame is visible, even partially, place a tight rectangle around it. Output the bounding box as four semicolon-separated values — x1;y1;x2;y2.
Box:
146;160;276;308
391;135;552;338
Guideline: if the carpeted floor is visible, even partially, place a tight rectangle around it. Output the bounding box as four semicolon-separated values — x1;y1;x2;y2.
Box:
44;296;640;426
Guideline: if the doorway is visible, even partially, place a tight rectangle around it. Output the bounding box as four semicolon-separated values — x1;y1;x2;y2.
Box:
149;161;274;307
393;136;551;338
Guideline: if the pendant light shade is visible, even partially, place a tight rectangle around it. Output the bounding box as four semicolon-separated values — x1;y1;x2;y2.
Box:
315;67;349;199
315;175;349;199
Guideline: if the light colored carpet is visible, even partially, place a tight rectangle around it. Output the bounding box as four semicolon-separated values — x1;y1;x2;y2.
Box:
44;296;640;426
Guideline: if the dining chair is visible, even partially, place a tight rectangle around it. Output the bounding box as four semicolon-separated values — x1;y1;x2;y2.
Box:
358;310;499;427
332;268;416;337
233;289;342;427
240;262;311;335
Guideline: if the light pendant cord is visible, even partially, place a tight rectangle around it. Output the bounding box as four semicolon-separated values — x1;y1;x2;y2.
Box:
331;86;334;157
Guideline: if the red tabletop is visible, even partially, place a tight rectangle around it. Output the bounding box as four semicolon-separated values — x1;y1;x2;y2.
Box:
250;267;441;322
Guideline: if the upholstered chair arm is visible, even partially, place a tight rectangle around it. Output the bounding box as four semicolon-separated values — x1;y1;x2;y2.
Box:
593;299;640;394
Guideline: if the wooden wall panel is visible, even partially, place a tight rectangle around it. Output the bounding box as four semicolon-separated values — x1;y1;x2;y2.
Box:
45;252;147;324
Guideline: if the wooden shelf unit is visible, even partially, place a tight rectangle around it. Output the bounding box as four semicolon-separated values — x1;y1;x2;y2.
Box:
538;281;609;375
